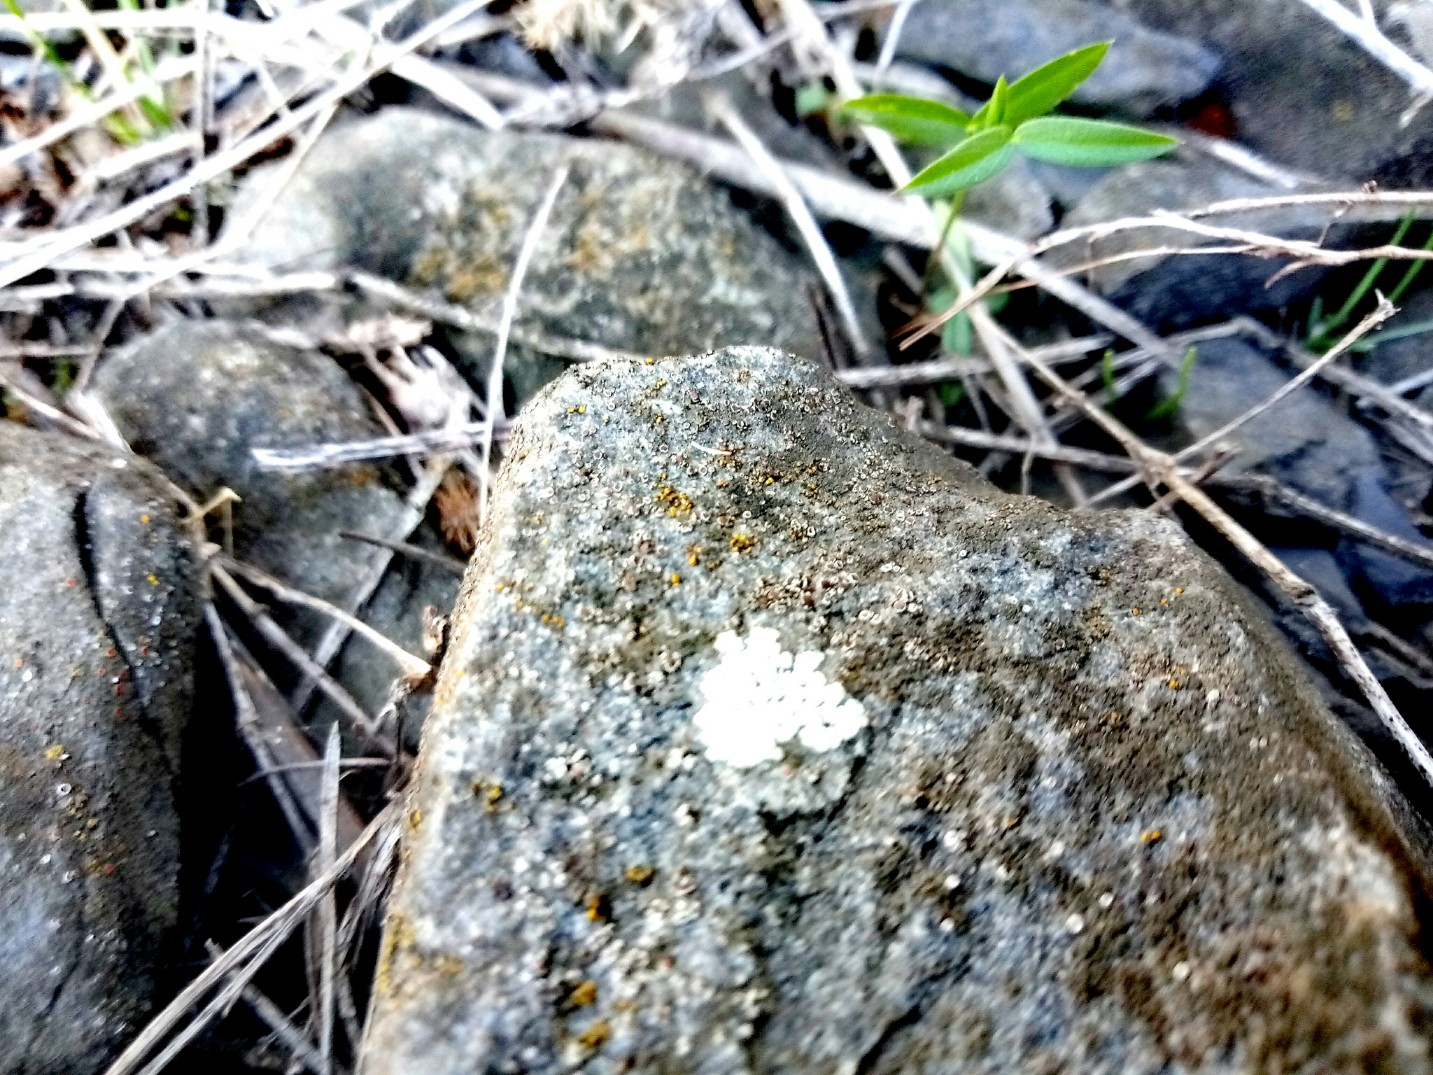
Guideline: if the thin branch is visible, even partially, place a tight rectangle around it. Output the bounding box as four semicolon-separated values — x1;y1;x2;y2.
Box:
102;804;396;1075
219;555;431;680
251;420;513;471
707;88;872;358
1294;0;1433;98
478;164;568;520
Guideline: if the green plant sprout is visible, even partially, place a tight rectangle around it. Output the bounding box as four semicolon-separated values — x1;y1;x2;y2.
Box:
839;43;1178;363
1146;346;1198;421
840;43;1178;200
1306;210;1433;354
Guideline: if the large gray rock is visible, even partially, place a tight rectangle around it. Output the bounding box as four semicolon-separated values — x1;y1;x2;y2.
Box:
92;319;457;724
364;347;1433;1073
1118;0;1433;183
889;0;1219;117
0;421;200;1072
231;108;824;403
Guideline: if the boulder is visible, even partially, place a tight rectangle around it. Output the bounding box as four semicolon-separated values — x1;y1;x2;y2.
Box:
230;108;825;404
92;318;458;727
364;347;1433;1073
0;421;200;1072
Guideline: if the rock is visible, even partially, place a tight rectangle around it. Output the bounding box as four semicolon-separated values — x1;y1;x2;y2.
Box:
231;108;824;404
364;347;1433;1073
1157;337;1433;612
1160;337;1384;510
1055;157;1376;328
0;421;200;1072
889;0;1219;117
91;319;458;724
1117;0;1433;183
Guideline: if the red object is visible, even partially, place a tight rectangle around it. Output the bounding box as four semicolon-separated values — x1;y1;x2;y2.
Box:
1187;100;1236;139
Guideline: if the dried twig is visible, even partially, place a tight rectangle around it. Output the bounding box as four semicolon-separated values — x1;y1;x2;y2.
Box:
478;164;568;521
707;89;871;358
102;802;396;1075
1294;0;1433;103
220;555;431;680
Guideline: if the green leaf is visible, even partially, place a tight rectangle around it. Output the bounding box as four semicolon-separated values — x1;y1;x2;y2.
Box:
1012;117;1177;167
1146;346;1197;421
838;94;973;145
988;75;1009;126
1004;42;1110;126
904;126;1014;197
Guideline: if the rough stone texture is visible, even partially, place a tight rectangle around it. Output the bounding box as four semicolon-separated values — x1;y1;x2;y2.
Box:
92;318;457;721
1056;158;1376;328
890;0;1219;117
231;108;824;403
1116;0;1433;184
0;421;200;1073
364;347;1433;1074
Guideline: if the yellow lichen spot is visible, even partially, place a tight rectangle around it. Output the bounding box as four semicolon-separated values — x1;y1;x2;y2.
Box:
541;611;567;629
139;514;150;524
576;1020;611;1050
625;864;654;885
1332;99;1356;122
585;893;610;922
146;574;159;585
1174;587;1184;595
1130;608;1141;616
728;533;756;554
669;572;682;587
407;808;423;830
1168;679;1181;690
1141;829;1163;845
43;744;66;762
569;980;599;1007
655;486;693;517
645;357;655;365
567;405;587;414
686;545;703;567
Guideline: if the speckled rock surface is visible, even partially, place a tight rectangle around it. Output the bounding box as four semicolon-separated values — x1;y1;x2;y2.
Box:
0;421;200;1073
92;318;457;721
889;0;1219;117
364;347;1433;1074
231;108;823;403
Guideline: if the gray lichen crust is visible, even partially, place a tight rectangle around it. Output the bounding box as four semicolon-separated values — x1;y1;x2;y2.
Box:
364;347;1433;1074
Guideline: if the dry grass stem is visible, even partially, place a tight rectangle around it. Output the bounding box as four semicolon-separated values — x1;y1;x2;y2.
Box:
478;164;569;521
219;555;432;680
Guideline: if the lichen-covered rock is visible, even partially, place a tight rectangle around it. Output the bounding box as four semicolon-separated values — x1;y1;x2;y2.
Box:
92;319;457;724
889;0;1219;117
0;421;200;1072
364;347;1433;1073
230;108;823;403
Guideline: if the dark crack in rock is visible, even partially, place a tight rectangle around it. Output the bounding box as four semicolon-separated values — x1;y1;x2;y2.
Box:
0;421;200;1073
230;108;824;403
363;347;1433;1074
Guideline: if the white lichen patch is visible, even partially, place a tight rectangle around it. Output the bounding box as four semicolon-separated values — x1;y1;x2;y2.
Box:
691;627;866;768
